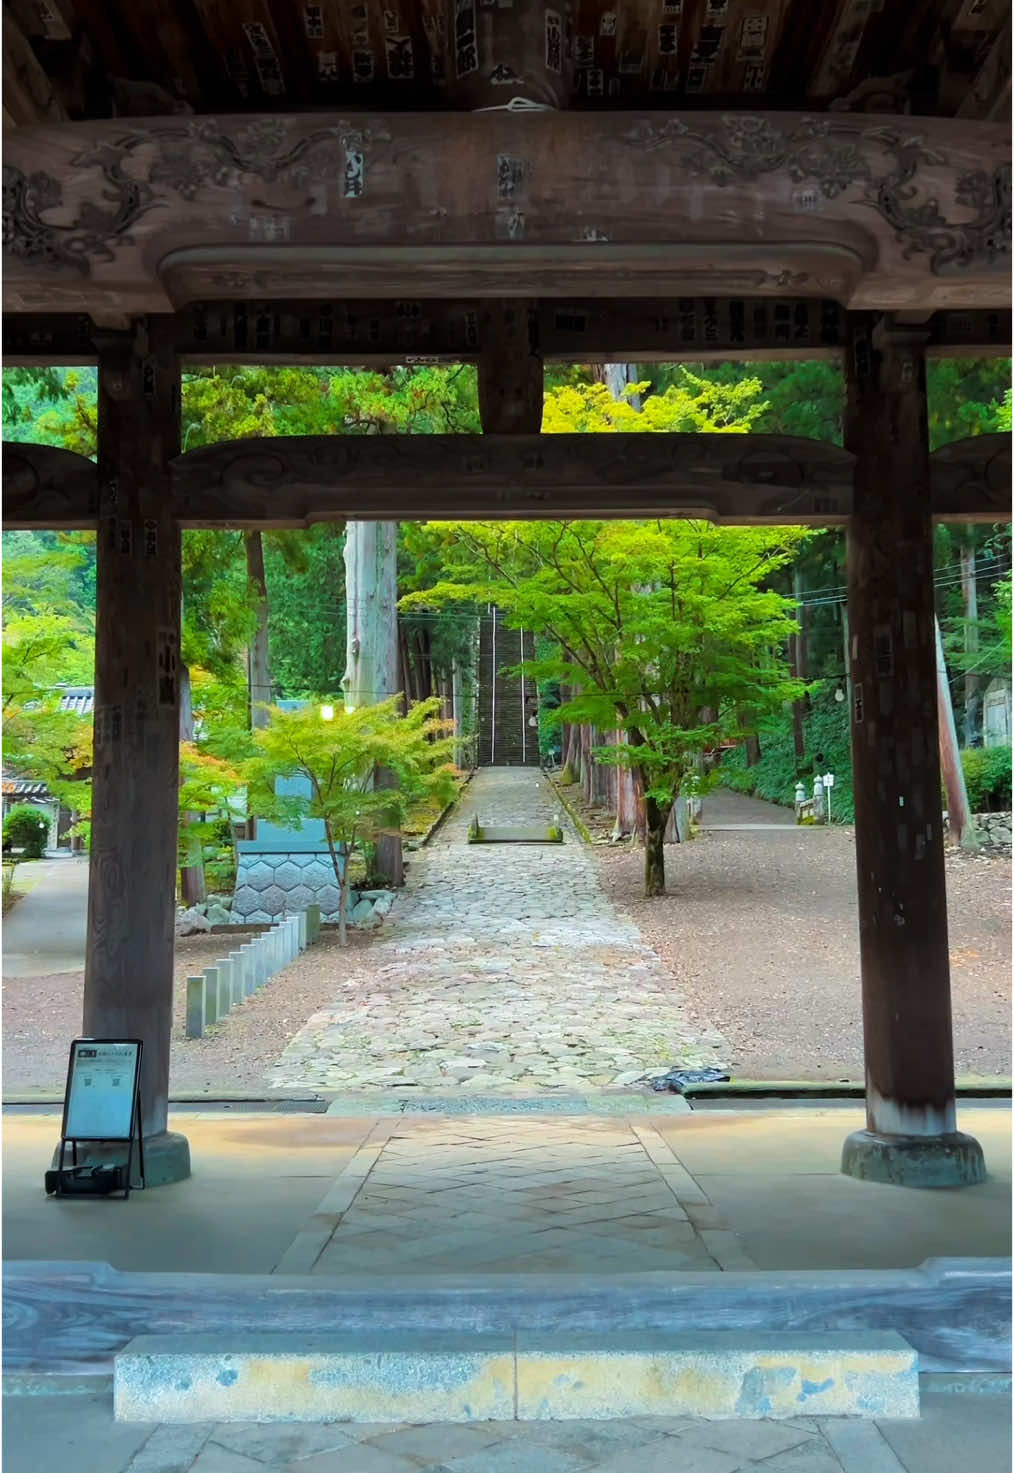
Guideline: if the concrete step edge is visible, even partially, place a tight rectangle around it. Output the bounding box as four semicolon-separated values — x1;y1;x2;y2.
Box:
113;1329;919;1424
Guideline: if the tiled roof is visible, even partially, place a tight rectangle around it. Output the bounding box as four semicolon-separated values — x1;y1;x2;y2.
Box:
58;687;95;715
2;778;51;799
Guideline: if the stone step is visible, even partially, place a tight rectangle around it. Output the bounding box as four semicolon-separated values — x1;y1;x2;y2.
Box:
113;1329;918;1424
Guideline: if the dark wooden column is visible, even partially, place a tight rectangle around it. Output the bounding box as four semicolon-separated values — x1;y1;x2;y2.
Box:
80;319;189;1183
841;314;984;1188
478;301;543;435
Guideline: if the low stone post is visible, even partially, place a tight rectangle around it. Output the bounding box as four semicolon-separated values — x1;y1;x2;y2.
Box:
185;977;205;1039
215;957;230;1012
307;905;321;942
204;965;223;1020
204;967;219;1026
241;943;256;996
297;911;307;950
230;950;246;1001
812;775;826;823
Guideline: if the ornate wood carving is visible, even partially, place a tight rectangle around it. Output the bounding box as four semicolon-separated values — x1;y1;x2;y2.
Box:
2;442;98;527
621;115;1011;279
3;113;1009;315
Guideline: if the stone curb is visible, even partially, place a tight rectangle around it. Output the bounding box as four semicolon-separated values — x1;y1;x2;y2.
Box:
321;1092;694;1116
545;775;594;844
112;1329;920;1424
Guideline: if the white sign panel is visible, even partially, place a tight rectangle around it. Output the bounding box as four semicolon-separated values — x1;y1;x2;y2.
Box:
822;773;836;788
64;1040;140;1140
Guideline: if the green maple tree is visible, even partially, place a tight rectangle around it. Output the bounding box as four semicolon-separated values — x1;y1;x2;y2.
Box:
244;695;457;942
405;518;807;896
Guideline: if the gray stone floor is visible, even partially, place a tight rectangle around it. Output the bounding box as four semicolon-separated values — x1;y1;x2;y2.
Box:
268;769;726;1094
3;1388;1009;1473
284;1115;748;1277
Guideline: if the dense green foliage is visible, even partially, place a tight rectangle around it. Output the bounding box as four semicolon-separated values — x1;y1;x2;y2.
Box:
959;746;1012;813
721;693;1013;819
720;690;856;819
3;804;50;857
245;696;456;940
4;355;1009;871
406;514;808;894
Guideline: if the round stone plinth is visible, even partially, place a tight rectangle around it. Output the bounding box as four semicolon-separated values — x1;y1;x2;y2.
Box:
841;1129;986;1188
51;1131;191;1188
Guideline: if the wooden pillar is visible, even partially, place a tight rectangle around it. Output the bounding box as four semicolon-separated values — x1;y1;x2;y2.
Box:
80;319;190;1183
841;314;984;1188
478;301;543;436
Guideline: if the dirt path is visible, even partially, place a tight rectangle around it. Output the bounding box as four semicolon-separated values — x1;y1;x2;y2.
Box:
596;798;1011;1082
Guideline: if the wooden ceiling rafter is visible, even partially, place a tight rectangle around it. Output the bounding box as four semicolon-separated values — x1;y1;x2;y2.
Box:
2;0;1010;120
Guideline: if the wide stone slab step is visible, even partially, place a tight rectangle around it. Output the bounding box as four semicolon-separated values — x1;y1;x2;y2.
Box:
113;1330;919;1424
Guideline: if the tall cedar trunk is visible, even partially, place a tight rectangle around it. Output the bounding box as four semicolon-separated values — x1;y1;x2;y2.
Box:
961;541;982;746
615;751;639;837
245;531;271;727
178;663;206;906
644;791;670;896
791;563;807;761
593;365;640;823
244;530;271;841
344;520;403;887
935;615;975;845
451;662;463;742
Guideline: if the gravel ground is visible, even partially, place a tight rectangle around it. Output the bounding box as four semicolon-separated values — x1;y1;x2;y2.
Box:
596;826;1012;1081
2;929;370;1097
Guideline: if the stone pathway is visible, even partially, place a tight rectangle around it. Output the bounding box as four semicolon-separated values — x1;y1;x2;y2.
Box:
281;1115;748;1277
268;768;726;1095
8;1387;1006;1473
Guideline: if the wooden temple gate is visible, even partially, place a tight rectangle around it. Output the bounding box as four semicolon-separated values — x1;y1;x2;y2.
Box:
2;0;1011;1189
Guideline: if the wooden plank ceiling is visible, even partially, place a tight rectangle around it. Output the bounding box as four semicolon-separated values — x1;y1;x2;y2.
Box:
4;0;1010;123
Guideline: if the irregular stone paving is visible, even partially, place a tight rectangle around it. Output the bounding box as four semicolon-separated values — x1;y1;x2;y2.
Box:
81;1404;947;1473
306;1117;744;1275
269;768;727;1093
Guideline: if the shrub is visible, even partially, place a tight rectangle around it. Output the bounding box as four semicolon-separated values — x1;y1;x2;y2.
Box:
960;746;1012;813
2;804;50;858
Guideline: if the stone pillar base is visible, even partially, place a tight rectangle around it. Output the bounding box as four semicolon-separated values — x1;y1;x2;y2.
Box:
51;1131;191;1188
841;1129;986;1188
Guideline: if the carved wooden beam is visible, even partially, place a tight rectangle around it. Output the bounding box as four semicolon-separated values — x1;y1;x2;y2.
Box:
170;433;857;526
3;112;1010;316
5;432;1009;532
2;442;98;528
4;303;1011;369
930;433;1012;523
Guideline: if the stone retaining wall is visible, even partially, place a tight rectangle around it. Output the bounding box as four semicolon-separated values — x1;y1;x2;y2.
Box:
975;811;1012;853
